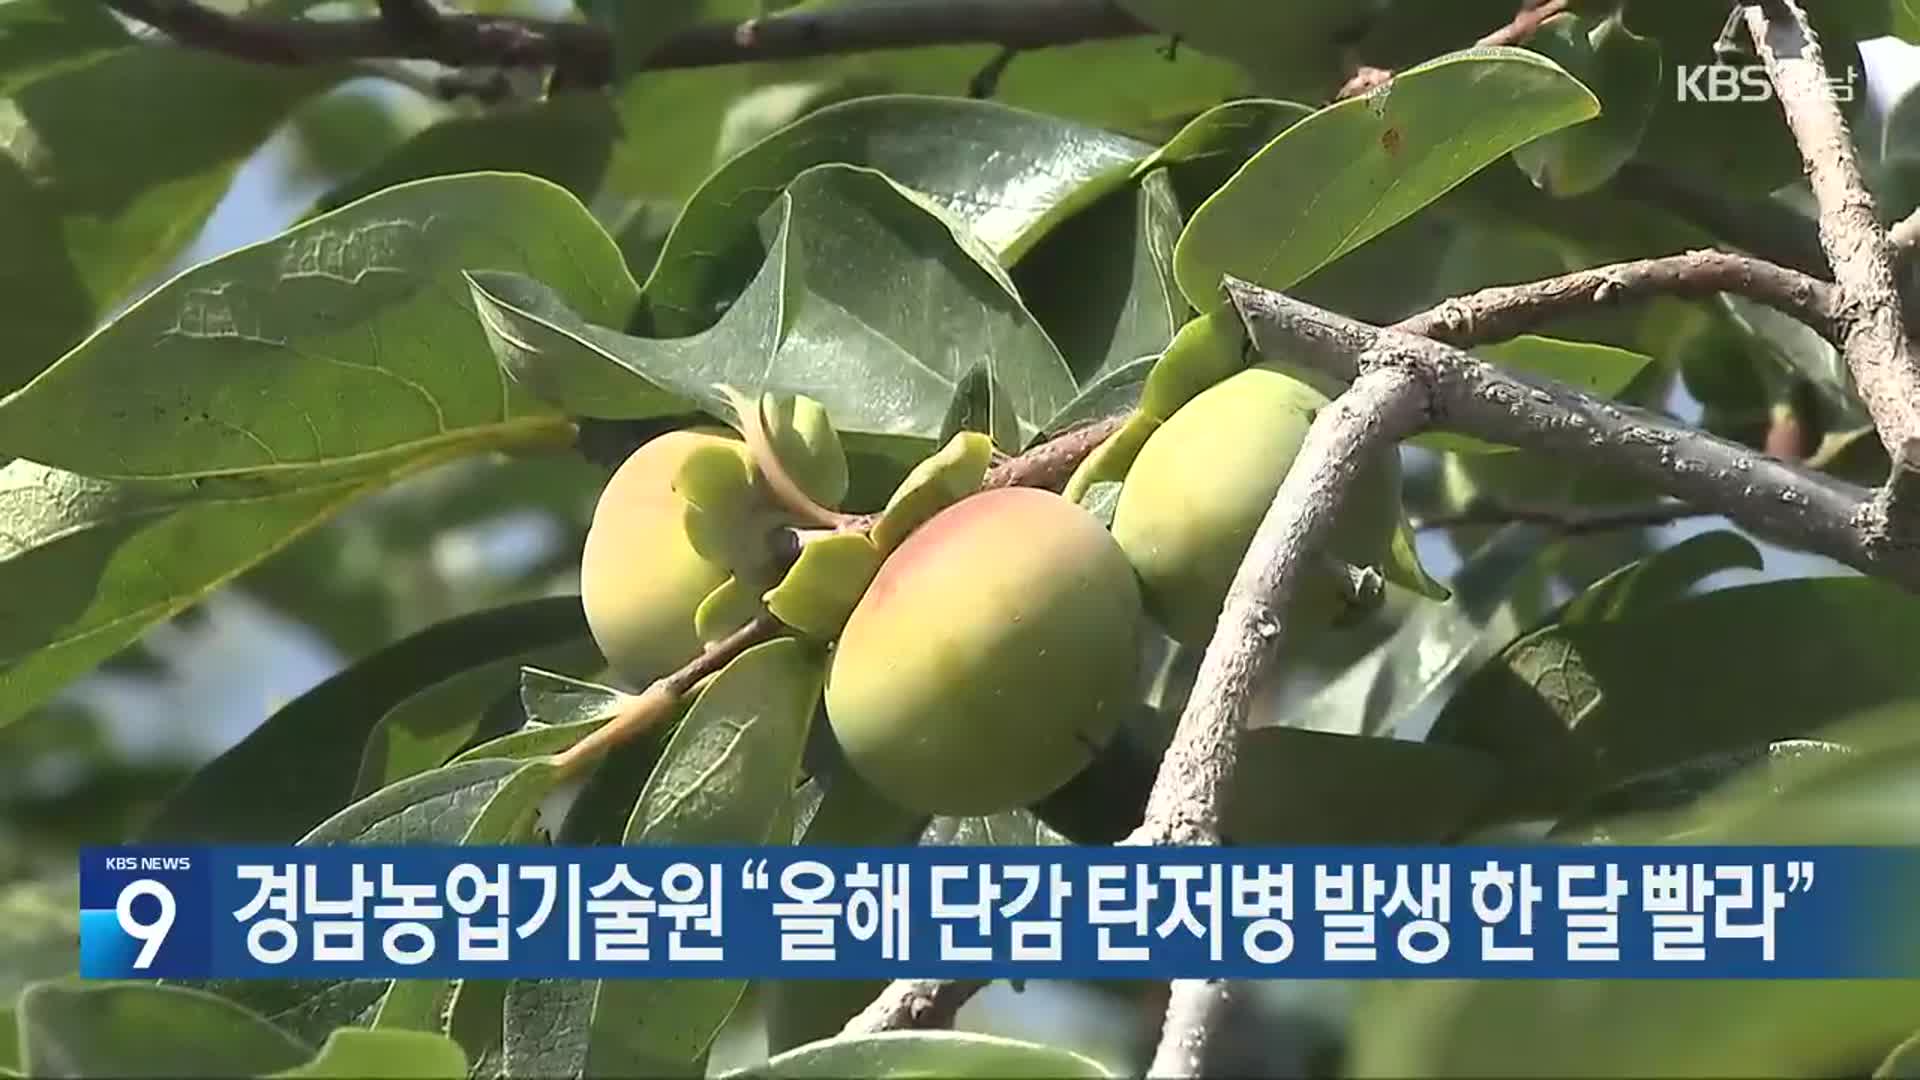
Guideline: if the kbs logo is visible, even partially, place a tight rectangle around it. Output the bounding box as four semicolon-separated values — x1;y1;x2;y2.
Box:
1674;63;1858;103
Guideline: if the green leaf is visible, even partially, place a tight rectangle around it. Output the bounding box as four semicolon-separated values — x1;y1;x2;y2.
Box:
1282;524;1559;737
0;1;126;95
141;597;591;842
1040;355;1157;435
0;876;77;1000
635;94;1149;337
724;1030;1116;1079
0;50;336;393
352;634;603;798
1012;168;1186;385
1559;529;1763;626
274;1028;466;1079
196;760;555;1045
0;462;384;727
1138;98;1314;211
522;666;631;726
506;639;822;1079
307;95;622;219
1172;48;1599;309
1880;1029;1920;1078
302;758;528;845
471;164;1077;452
0;1004;15;1074
1061;412;1158;504
1138;308;1248;421
1412;336;1656;455
870;431;994;554
764;533;882;640
0;173;631;484
1432;577;1920;818
922;810;1072;847
1511;13;1661;197
1224;728;1499;844
18;982;311;1078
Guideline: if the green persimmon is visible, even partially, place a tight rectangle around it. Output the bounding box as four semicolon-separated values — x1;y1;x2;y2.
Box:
1111;365;1401;645
825;487;1142;816
580;429;742;683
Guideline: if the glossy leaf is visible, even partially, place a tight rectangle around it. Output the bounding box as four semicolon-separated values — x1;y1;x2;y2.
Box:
307;95;622;218
471;165;1076;452
1559;530;1763;626
1173;49;1598;309
0;463;383;727
1224;728;1499;844
0;51;335;394
870;431;994;554
18;982;310;1078
1138;99;1314;213
1013;168;1186;385
1511;13;1661;197
273;1028;466;1079
507;639;822;1079
635;94;1149;337
141;597;591;842
726;1030;1115;1079
351;634;603;798
1433;577;1920;818
1280;525;1558;737
764;534;882;640
922;810;1072;847
0;1;126;95
0;173;631;484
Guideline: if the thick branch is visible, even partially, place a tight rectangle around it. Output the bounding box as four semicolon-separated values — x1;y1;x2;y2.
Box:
1228;278;1920;585
1746;0;1920;461
1395;249;1843;347
841;978;987;1036
985;415;1128;491
102;0;1146;81
1128;368;1427;848
1149;979;1235;1079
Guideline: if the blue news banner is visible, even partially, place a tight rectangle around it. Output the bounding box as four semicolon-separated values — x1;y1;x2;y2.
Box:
78;846;1920;982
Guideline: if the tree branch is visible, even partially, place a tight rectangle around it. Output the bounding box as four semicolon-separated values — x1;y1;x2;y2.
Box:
1229;278;1920;585
1745;0;1920;468
841;978;988;1036
1413;499;1707;534
100;0;1147;84
1394;249;1844;347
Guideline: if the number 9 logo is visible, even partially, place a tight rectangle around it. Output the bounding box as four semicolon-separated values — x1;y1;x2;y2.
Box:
115;879;176;970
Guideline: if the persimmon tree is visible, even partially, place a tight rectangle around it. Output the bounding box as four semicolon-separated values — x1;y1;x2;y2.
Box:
7;1;1920;1077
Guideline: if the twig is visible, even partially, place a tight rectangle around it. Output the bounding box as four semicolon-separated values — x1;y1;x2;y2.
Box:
1413;499;1707;534
1395;249;1844;347
1149;979;1235;1079
1337;0;1565;99
100;0;1147;86
550;614;782;775
1891;207;1920;256
1744;0;1920;467
1227;278;1920;585
841;978;988;1036
985;414;1130;491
